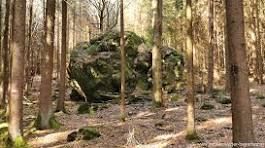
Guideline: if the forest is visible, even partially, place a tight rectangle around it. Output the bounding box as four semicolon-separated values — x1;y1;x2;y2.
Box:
0;0;265;147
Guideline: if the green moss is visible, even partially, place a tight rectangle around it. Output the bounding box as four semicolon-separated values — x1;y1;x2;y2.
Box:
185;132;200;141
0;126;8;146
78;127;100;140
211;89;225;98
171;95;180;101
0;109;6;122
49;117;61;129
35;115;61;130
136;78;150;90
200;103;214;110
77;103;98;115
11;137;28;148
120;114;126;122
153;101;164;108
34;114;41;129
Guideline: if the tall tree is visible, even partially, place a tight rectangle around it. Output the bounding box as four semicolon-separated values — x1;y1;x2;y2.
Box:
151;0;163;106
1;0;12;108
0;0;2;83
224;17;231;93
8;0;26;143
207;0;214;93
72;1;76;46
120;0;125;121
56;0;68;112
225;0;255;142
186;0;196;139
223;0;230;93
38;0;56;129
254;0;263;84
25;0;34;96
88;0;108;33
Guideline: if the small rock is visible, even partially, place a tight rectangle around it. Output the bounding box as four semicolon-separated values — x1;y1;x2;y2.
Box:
200;103;214;110
67;131;78;142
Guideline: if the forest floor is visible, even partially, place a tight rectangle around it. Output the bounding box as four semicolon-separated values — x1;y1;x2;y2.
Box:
23;76;265;148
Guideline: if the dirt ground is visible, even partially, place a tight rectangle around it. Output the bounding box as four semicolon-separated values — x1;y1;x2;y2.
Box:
24;77;265;148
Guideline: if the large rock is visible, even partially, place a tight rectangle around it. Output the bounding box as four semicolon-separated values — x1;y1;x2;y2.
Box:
68;31;184;102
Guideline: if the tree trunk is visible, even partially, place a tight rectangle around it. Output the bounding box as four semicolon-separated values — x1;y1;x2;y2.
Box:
120;0;125;121
38;0;56;129
1;0;11;108
25;0;33;96
254;0;263;84
186;0;196;139
224;18;231;93
151;0;163;107
56;4;60;80
207;0;214;93
99;14;104;33
0;0;2;87
225;0;255;143
56;0;67;112
72;2;76;46
8;0;26;141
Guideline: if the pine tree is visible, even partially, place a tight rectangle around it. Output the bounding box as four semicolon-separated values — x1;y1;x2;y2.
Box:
38;0;56;129
207;0;214;93
120;0;126;121
8;0;26;144
225;0;255;143
185;0;197;139
56;0;68;112
151;0;163;106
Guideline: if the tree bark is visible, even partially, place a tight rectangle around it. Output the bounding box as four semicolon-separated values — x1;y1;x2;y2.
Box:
56;0;67;112
120;0;125;121
8;0;26;141
25;0;34;96
151;0;163;106
254;0;263;84
1;0;12;108
186;0;196;138
207;0;214;93
225;0;255;143
38;0;56;129
72;2;76;46
0;0;2;86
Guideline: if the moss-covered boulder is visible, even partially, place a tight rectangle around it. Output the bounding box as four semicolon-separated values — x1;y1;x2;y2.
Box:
67;127;100;142
68;31;184;102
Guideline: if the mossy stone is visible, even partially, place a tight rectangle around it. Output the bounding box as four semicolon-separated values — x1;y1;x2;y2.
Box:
69;31;184;103
217;95;231;104
200;103;214;110
78;127;101;140
77;103;98;114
